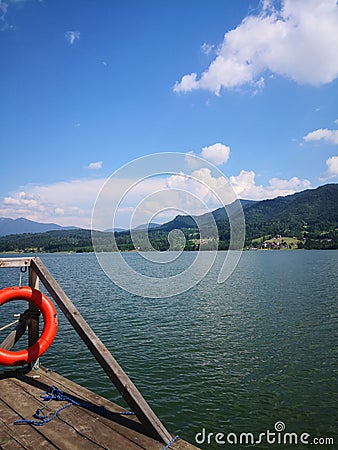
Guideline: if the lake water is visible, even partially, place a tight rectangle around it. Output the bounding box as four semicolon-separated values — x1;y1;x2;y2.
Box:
0;251;337;449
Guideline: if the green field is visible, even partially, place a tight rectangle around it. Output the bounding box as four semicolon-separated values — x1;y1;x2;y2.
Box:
251;236;300;249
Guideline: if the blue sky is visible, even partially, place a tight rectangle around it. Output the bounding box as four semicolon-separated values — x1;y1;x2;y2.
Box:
1;0;338;229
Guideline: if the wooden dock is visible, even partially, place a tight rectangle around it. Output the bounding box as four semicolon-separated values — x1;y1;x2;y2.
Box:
0;367;198;449
0;257;199;449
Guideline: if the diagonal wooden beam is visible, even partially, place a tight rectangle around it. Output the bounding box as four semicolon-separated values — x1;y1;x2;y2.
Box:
28;265;40;370
30;257;172;444
0;319;27;351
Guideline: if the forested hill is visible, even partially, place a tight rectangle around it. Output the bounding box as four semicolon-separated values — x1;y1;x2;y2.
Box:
0;184;337;252
158;184;338;248
245;183;337;227
243;183;338;244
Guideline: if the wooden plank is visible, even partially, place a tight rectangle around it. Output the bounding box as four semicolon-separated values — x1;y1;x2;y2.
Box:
0;369;199;450
37;368;138;415
30;257;173;444
0;320;27;351
28;266;40;370
0;399;56;450
35;368;165;449
0;372;157;450
11;377;147;450
1;378;104;450
0;258;32;269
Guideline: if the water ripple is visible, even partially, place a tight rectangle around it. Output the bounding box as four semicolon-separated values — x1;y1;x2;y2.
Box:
0;251;337;449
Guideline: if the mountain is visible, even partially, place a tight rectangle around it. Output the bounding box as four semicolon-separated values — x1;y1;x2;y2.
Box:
104;223;163;233
133;222;161;231
0;184;337;252
245;184;337;224
164;184;336;228
159;199;257;231
107;223;162;233
0;217;79;237
157;184;338;249
243;183;338;242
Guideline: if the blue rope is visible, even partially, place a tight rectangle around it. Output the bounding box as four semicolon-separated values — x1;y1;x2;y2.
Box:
15;386;179;449
15;402;73;426
14;385;134;426
162;434;179;450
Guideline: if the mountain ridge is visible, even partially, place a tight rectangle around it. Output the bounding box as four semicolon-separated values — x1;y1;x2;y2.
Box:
0;183;337;251
0;217;79;237
162;184;337;230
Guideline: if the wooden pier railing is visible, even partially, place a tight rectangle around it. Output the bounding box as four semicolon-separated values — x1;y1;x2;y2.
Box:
0;256;173;444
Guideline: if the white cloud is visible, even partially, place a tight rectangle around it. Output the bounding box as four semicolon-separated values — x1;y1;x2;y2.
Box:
0;0;14;30
303;128;338;145
0;179;105;228
87;161;103;170
93;175;179;230
334;119;338;125
184;151;205;170
54;207;65;216
201;143;230;166
229;170;311;199
4;191;40;208
0;1;8;16
65;30;80;45
201;42;215;55
0;170;232;230
185;143;231;168
166;168;233;210
174;0;338;95
174;73;199;93
0;168;313;229
320;155;338;180
0;177;170;229
165;168;312;212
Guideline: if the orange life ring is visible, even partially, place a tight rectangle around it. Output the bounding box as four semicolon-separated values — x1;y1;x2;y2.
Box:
0;286;58;366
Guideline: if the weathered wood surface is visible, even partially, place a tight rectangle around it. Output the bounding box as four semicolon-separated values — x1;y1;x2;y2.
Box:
28;266;40;370
0;319;27;351
0;258;31;268
0;367;199;450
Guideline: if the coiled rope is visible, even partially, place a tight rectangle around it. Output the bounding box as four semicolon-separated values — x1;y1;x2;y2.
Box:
15;385;179;449
14;385;134;427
